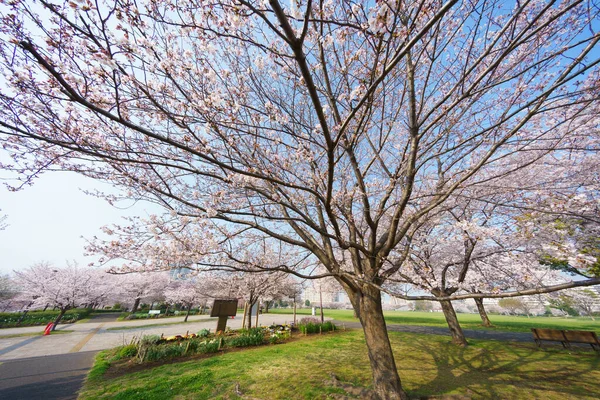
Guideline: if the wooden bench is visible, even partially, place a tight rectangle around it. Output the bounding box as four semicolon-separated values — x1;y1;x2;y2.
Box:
531;328;600;352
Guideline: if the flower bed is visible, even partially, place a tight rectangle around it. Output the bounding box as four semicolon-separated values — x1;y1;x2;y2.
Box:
111;322;325;364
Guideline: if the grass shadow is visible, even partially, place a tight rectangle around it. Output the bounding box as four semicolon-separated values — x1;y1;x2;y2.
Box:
402;334;600;399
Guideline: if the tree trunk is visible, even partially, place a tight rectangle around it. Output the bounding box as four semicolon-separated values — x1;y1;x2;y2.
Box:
319;289;324;323
16;302;34;326
131;297;141;313
242;302;248;329
246;302;253;329
353;287;409;400
439;299;468;346
255;300;260;327
265;301;270;313
16;310;29;326
52;308;68;331
293;301;297;325
43;303;49;312
474;298;492;327
184;304;191;322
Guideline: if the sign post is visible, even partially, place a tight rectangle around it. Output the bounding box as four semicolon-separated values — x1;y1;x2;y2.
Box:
211;299;238;332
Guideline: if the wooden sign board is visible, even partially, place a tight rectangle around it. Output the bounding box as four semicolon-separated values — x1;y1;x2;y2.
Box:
211;299;238;317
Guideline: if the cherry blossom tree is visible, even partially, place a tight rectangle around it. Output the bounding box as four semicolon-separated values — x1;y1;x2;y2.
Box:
519;193;600;279
13;262;99;330
0;274;17;311
1;1;600;398
225;271;294;329
383;193;573;345
164;280;207;322
115;272;170;312
570;289;600;319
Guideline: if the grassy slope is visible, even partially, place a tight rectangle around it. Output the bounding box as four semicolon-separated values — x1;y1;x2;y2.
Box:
79;330;600;400
269;308;600;333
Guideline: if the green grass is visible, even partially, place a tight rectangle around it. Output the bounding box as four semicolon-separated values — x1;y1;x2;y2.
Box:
79;329;600;399
268;308;600;333
105;318;212;331
0;330;74;339
87;351;112;382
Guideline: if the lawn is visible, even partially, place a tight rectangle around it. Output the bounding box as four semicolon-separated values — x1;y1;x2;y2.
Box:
79;329;600;399
268;308;600;333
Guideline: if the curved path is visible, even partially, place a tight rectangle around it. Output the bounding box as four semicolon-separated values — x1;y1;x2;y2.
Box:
334;320;533;342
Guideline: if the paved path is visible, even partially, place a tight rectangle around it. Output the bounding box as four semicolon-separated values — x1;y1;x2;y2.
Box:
334;320;533;342
0;351;97;400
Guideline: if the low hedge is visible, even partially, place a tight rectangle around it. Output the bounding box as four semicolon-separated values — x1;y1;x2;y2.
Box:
0;308;93;328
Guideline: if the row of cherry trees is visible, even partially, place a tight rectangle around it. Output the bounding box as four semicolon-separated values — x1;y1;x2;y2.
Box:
1;263;301;329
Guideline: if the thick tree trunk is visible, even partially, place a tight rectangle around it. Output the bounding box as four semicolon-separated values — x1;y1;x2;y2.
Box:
474;298;492;327
131;297;141;313
52;308;68;331
439;300;468;346
354;287;409;400
264;301;270;313
184;304;191;322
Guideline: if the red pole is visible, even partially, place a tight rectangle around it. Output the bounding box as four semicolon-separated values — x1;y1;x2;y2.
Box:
43;322;54;335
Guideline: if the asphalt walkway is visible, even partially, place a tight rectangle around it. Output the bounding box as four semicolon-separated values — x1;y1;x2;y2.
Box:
333;320;533;342
0;351;97;400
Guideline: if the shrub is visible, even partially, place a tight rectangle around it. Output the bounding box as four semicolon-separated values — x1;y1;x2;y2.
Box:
299;317;320;325
269;332;283;344
140;334;163;346
227;330;264;347
198;338;222;354
116;344;137;359
197;328;210;337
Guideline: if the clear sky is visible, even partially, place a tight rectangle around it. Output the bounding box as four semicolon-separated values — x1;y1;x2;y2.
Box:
0;171;149;275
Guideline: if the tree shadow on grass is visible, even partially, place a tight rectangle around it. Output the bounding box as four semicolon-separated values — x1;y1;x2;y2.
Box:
403;335;600;399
